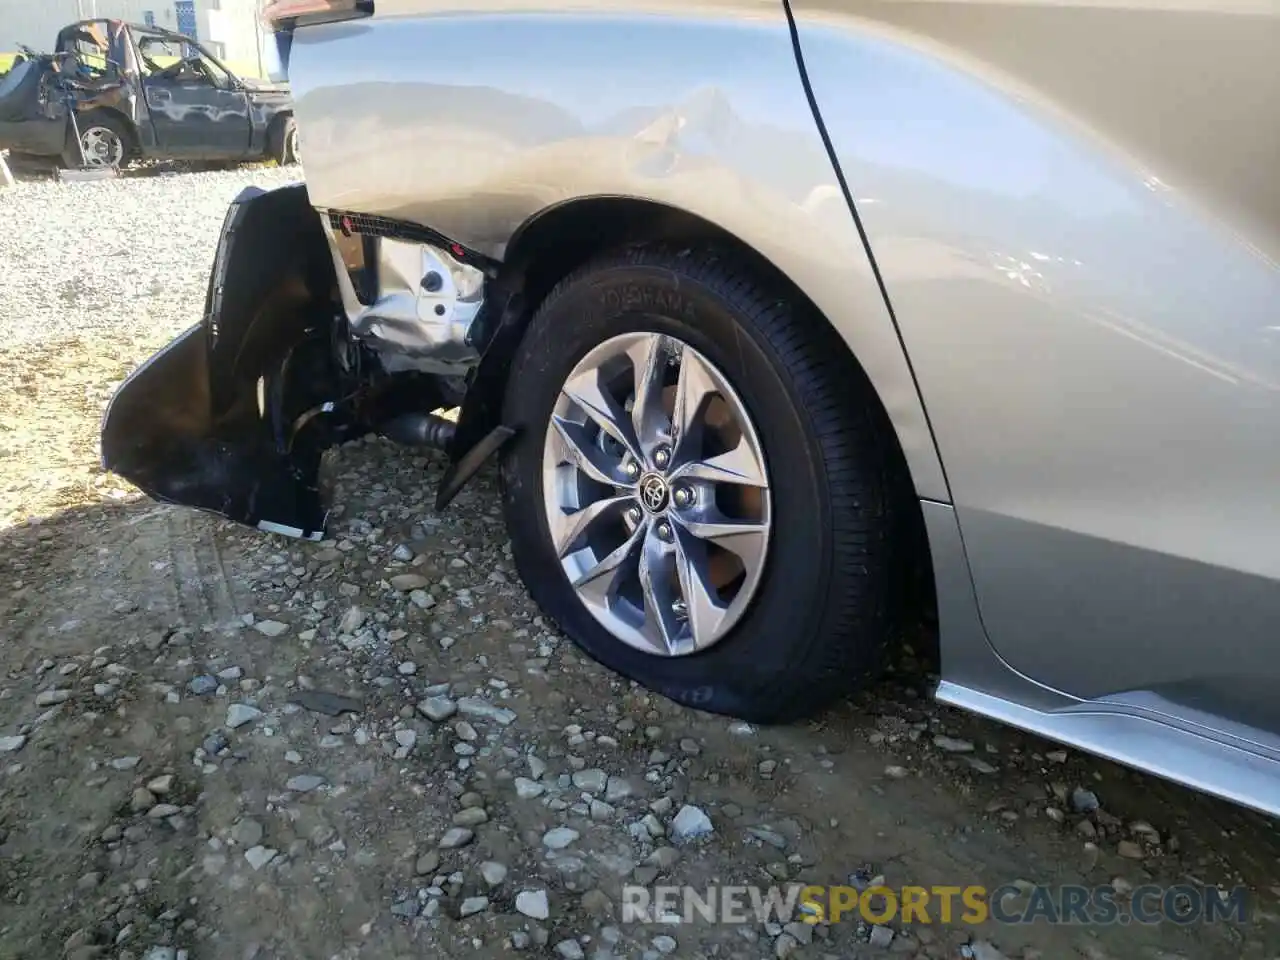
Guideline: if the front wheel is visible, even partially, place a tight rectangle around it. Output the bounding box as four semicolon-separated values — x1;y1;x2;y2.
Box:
499;245;910;723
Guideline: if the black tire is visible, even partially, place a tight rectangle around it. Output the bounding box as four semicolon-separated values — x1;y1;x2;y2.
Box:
62;110;131;169
270;115;299;165
498;244;910;723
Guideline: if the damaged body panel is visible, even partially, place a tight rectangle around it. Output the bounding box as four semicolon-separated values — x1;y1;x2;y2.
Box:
321;214;490;377
0;19;294;167
102;185;351;537
102;184;507;536
0;57;70;157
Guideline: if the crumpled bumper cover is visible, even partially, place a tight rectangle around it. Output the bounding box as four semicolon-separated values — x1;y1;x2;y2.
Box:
100;183;345;539
100;324;328;538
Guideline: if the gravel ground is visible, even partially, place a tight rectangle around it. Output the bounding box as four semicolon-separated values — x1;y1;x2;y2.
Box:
1;170;1279;960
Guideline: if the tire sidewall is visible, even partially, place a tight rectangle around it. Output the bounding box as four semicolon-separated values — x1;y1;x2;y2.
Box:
273;116;298;165
500;259;837;717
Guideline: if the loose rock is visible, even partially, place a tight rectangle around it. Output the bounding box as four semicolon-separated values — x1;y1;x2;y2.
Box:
337;606;366;634
543;826;580;850
480;861;508;887
515;889;550;920
226;704;262;729
1071;787;1101;813
438;827;475;849
457;697;517;725
670;804;714;842
418;696;457;722
572;768;608;794
187;675;218;695
868;925;895;948
244;846;277;870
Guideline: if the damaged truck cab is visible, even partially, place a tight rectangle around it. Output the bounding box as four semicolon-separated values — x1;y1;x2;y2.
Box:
0;19;295;168
101;183;516;538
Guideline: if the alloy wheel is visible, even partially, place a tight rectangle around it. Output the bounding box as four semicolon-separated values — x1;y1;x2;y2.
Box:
541;331;772;657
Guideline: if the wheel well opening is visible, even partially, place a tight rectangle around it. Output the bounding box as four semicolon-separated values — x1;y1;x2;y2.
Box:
501;197;939;664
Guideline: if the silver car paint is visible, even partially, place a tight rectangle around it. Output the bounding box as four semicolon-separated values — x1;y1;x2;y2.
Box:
925;499;1280;818
283;0;1280;814
788;1;1280;732
285;2;949;502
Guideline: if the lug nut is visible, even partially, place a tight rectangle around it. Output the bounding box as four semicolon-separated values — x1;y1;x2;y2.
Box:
624;461;640;479
627;506;642;524
653;447;671;468
655;521;673;541
673;486;693;507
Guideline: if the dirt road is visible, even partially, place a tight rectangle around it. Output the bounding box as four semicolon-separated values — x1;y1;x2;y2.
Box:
1;170;1278;960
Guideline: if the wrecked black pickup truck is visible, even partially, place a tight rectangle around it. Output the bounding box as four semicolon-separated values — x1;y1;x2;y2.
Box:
0;19;296;169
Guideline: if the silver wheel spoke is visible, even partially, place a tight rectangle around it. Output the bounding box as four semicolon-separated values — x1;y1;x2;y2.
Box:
676;512;769;569
571;520;645;605
550;414;624;487
561;369;641;462
669;435;768;488
628;334;669;451
671;347;717;466
672;528;728;652
639;529;685;655
550;494;633;558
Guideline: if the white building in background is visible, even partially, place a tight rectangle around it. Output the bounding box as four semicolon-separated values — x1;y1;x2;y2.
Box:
0;0;269;76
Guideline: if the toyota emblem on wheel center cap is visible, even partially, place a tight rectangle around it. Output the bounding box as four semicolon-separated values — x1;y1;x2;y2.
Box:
638;473;670;513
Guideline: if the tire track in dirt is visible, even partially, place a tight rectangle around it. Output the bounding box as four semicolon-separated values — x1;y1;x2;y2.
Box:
159;509;243;629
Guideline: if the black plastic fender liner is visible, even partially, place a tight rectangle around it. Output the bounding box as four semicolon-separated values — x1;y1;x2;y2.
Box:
101;182;346;539
425;283;528;510
100;324;330;537
204;183;337;417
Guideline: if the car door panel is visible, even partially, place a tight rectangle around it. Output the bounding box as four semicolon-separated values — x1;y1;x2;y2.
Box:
789;1;1280;733
145;76;252;157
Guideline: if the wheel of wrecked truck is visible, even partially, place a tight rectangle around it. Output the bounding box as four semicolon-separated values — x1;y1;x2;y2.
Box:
499;245;910;723
271;116;300;166
80;127;124;168
64;111;129;169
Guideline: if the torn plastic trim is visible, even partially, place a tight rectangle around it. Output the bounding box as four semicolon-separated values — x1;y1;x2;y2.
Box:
100;324;335;538
102;187;529;539
321;208;501;276
101;182;353;540
259;519;325;541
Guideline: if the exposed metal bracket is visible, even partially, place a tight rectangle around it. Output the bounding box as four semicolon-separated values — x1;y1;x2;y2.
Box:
322;224;486;377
